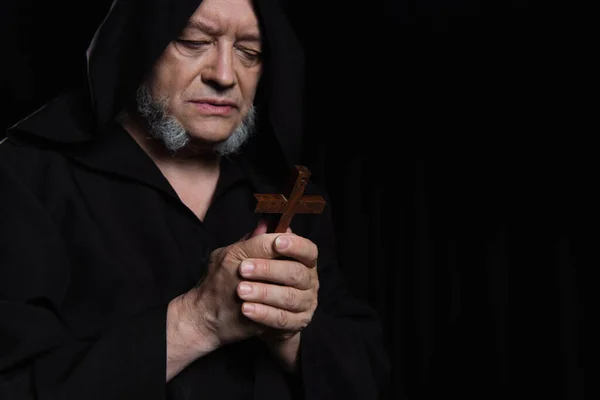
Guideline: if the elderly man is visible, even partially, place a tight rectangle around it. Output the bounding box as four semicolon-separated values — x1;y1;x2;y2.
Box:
0;0;389;399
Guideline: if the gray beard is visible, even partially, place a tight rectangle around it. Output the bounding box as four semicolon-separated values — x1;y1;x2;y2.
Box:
135;84;256;156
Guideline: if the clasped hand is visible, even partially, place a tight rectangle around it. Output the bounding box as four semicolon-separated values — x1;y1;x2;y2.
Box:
182;221;319;349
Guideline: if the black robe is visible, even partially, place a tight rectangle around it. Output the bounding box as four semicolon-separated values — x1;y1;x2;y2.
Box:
0;116;389;399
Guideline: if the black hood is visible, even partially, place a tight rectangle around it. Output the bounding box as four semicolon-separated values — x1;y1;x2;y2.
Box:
8;0;305;167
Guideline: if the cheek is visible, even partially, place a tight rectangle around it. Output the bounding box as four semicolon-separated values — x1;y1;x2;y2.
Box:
153;59;199;100
240;70;262;102
155;72;183;99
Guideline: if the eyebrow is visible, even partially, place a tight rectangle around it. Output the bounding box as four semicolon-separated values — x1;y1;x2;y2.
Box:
185;19;221;35
185;19;261;43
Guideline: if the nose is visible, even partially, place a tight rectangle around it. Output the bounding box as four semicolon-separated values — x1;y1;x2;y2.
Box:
201;44;236;90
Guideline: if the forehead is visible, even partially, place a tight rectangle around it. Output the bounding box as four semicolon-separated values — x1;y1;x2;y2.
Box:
187;0;260;35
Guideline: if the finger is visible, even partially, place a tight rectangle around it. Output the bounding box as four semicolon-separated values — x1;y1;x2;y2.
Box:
250;219;269;237
240;302;311;332
272;234;318;269
238;219;269;242
237;281;313;312
238;309;268;336
230;233;317;267
239;258;313;290
230;233;282;261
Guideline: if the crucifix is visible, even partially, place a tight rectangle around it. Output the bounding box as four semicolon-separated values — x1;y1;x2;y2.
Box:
254;165;327;233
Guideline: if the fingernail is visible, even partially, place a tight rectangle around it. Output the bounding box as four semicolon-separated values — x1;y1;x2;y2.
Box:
240;261;254;275
239;283;252;295
242;303;255;314
275;236;290;250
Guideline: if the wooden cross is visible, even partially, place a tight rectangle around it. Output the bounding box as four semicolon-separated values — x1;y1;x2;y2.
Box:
254;165;327;233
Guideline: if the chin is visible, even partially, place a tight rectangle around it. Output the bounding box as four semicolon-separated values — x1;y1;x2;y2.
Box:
184;120;237;142
186;129;235;145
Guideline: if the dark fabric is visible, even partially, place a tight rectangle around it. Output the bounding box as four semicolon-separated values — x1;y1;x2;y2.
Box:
0;122;389;399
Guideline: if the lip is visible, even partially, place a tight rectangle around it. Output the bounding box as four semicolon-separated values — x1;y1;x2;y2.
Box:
190;98;237;116
191;98;238;108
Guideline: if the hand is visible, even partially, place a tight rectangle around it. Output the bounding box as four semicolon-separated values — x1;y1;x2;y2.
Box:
236;226;319;343
178;220;319;351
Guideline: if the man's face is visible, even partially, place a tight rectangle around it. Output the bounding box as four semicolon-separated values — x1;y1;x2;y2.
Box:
144;0;263;149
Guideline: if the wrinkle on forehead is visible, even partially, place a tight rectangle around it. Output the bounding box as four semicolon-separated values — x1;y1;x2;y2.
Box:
187;0;261;39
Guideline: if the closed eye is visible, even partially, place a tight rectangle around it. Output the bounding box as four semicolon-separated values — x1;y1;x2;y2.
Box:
176;39;211;50
236;47;262;65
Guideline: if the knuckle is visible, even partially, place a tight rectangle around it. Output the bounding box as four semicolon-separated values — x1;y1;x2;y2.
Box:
222;250;240;267
308;272;319;291
284;288;297;309
209;250;224;269
276;309;288;329
258;259;271;277
303;314;312;327
258;285;269;301
298;314;311;331
256;304;268;319
303;293;316;313
290;263;304;285
262;238;274;257
294;236;303;253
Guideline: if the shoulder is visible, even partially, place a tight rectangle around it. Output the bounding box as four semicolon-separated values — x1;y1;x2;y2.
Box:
0;135;74;199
